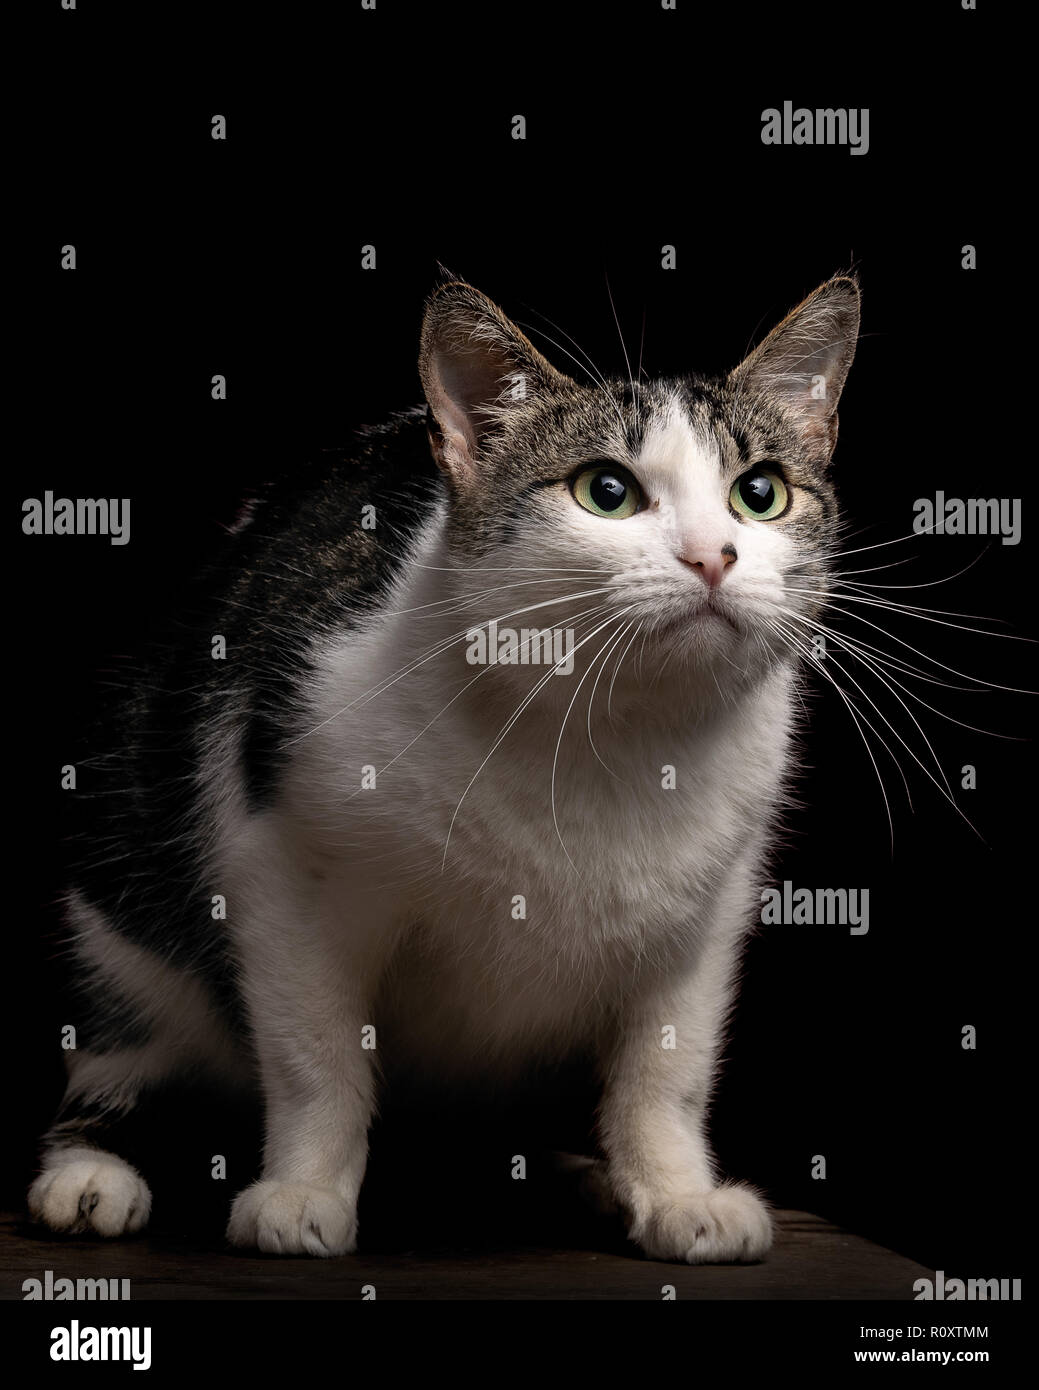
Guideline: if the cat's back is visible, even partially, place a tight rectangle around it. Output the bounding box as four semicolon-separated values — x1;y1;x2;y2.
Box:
62;406;442;986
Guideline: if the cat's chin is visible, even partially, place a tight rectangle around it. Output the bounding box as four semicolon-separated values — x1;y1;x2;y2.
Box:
638;608;787;693
690;608;741;634
647;605;745;652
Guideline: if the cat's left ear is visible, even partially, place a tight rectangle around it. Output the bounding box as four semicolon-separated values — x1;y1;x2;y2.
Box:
729;276;860;457
419;282;568;489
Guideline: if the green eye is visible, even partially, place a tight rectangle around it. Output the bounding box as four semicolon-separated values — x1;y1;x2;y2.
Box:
571;464;642;519
730;467;789;521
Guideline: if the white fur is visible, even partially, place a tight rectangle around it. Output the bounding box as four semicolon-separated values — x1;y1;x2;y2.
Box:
30;901;244;1242
29;1146;151;1237
227;1180;357;1257
215;398;800;1262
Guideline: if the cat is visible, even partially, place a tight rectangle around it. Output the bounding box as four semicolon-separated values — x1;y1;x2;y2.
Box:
29;273;860;1262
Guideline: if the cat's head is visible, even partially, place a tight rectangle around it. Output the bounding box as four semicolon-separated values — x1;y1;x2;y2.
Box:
418;276;859;694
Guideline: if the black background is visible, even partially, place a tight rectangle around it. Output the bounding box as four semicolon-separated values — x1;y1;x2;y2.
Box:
12;2;1025;1278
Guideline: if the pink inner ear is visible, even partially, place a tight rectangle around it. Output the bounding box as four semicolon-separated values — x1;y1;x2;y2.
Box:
780;365;834;416
428;342;516;475
442;346;512;425
762;367;836;449
430;361;478;455
426;350;495;485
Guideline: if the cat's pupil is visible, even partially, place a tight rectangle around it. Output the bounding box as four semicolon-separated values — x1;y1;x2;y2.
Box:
590;472;627;512
739;473;776;513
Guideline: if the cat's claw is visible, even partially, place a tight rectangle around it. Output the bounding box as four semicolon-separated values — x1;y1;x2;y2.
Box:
631;1183;773;1264
28;1146;151;1238
227;1180;357;1257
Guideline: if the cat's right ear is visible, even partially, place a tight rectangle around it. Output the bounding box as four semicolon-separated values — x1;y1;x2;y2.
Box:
418;283;567;489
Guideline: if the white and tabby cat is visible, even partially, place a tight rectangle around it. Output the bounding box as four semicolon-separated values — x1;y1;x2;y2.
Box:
31;275;859;1262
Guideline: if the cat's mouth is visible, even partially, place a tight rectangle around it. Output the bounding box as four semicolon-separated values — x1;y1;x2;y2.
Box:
654;599;743;640
692;605;742;635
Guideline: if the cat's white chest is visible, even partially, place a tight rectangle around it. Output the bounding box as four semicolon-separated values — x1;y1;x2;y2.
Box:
279;607;793;1070
311;674;789;1072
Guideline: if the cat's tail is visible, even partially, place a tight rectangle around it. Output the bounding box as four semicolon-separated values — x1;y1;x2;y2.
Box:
29;888;247;1238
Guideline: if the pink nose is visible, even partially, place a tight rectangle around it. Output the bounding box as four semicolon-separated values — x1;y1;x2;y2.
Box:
680;544;737;589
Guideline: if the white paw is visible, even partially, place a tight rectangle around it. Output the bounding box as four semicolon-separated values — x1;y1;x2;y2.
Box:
28;1146;151;1238
227;1180;357;1257
631;1183;773;1264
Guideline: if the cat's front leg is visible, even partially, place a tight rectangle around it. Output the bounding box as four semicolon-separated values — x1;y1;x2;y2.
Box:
598;908;772;1264
225;865;395;1257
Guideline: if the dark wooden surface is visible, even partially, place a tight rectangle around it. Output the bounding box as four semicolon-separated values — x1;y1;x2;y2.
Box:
2;1210;933;1300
